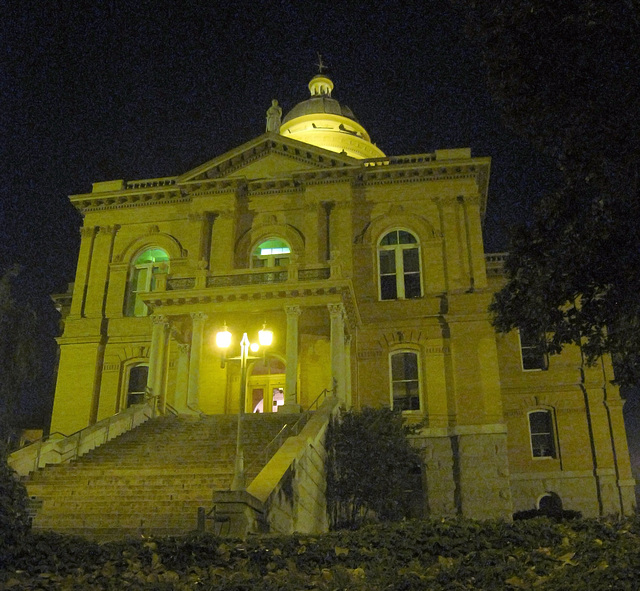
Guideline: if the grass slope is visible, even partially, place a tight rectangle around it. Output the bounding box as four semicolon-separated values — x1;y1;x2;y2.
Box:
2;517;640;590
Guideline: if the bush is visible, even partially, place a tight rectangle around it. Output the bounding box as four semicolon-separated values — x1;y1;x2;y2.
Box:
325;407;422;529
513;508;582;521
0;448;31;563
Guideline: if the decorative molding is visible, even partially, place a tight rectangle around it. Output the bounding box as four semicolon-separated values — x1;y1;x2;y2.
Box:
103;363;120;372
98;225;120;235
147;225;160;234
357;349;383;360
285;305;302;316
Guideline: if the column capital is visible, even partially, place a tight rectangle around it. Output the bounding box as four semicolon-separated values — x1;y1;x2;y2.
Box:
327;302;345;318
285;305;302;317
80;226;96;238
190;312;208;323
177;342;191;354
151;314;168;326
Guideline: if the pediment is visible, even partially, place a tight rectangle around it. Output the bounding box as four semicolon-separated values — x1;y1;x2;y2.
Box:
178;133;357;183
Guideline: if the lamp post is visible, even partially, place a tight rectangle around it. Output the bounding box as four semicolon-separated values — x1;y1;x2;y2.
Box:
216;324;273;491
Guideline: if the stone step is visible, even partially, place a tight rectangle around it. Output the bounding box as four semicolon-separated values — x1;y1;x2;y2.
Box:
25;412;293;539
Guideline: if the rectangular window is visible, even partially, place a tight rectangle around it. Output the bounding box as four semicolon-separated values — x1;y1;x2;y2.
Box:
529;410;556;458
519;329;547;370
391;351;420;411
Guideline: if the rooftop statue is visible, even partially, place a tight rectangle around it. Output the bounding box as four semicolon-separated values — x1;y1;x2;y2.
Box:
266;99;282;132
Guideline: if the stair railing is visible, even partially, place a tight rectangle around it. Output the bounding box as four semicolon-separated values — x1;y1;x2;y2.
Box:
8;400;156;477
243;386;335;481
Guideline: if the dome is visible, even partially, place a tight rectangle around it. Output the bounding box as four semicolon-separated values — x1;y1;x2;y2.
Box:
279;75;385;159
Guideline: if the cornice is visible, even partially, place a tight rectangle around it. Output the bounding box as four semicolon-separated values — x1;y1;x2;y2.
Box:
70;153;490;213
143;280;360;330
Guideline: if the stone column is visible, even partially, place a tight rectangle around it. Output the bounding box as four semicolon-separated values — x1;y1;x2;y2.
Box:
345;334;352;409
328;303;346;403
147;315;169;414
69;226;96;319
282;305;302;413
174;343;191;413
187;312;208;412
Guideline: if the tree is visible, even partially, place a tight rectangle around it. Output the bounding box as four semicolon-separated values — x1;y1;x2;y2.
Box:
325;407;422;529
0;266;41;443
456;1;640;385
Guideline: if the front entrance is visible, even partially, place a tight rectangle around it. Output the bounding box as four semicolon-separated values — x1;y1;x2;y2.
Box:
249;357;286;413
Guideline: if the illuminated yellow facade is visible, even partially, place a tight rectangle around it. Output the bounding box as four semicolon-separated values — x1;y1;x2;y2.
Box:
51;75;635;519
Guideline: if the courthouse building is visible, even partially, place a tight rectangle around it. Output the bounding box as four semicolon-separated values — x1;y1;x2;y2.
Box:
50;74;635;519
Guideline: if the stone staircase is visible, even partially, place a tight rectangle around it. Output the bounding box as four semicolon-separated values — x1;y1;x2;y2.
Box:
25;413;296;540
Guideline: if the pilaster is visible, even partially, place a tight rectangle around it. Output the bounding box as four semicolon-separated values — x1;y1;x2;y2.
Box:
328;303;346;403
85;225;119;318
69;226;97;319
282;305;302;413
147;315;170;413
188;312;208;411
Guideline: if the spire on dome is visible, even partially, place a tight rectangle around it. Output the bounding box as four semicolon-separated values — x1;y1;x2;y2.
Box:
309;53;333;97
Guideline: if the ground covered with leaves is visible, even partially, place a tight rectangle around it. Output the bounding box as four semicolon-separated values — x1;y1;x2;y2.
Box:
2;517;640;590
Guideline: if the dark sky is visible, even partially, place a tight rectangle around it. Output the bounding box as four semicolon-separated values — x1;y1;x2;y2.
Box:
1;2;562;423
1;1;558;290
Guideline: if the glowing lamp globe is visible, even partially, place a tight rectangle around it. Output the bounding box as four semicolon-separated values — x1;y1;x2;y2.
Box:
258;328;273;347
216;328;232;349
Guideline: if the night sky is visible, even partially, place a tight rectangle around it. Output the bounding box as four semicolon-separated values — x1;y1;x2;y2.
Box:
11;0;635;474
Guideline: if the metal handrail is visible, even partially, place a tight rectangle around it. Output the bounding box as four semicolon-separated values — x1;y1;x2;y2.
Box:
243;387;335;479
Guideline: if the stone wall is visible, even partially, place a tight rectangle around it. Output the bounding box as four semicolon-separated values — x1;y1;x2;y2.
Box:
412;426;513;520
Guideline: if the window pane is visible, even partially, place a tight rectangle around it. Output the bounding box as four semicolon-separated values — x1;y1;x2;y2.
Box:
403;248;419;272
380;275;397;300
274;257;290;267
520;329;547;370
531;434;555;458
379;250;396;274
399;230;417;244
380;231;398;246
529;411;556;458
392;352;418;380
404;273;421;298
529;411;552;434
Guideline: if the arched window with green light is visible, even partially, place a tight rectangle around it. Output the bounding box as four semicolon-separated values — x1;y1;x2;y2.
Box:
124;248;170;317
251;238;291;268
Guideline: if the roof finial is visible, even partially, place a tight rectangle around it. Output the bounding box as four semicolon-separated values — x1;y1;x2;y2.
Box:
316;52;327;74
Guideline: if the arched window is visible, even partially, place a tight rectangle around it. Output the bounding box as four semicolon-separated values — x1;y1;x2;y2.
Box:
124;248;169;317
390;350;421;411
251;238;291;268
528;409;557;458
126;365;148;407
378;230;421;300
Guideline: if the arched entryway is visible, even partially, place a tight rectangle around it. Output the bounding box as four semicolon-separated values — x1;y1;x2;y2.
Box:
249;356;286;413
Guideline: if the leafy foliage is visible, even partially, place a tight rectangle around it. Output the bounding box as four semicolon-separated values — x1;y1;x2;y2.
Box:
325;407;422;529
0;266;41;440
0;452;31;564
457;1;640;385
4;518;640;589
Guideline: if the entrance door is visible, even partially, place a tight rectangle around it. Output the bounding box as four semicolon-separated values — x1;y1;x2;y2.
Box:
249;357;286;413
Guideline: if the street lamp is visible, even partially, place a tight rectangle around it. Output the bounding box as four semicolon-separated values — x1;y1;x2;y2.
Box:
216;324;273;491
